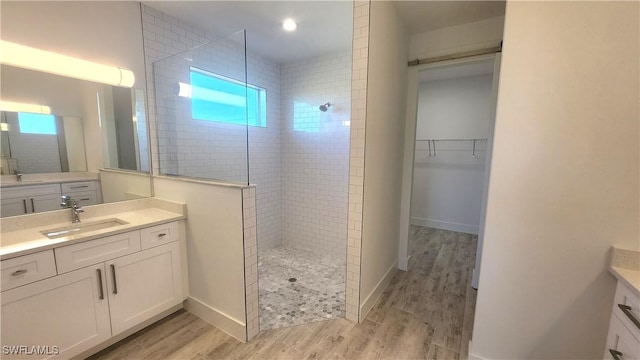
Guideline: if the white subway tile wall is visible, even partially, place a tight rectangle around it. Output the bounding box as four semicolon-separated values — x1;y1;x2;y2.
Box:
242;187;259;340
143;4;283;251
345;0;370;323
142;1;367;327
280;51;352;259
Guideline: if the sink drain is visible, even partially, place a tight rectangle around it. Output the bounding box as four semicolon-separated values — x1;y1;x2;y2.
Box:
288;278;297;282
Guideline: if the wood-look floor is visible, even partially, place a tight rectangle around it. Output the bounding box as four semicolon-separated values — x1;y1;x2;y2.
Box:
89;226;477;360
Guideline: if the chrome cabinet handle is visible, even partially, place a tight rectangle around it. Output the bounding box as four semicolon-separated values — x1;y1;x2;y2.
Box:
609;349;623;360
11;269;27;276
97;269;104;300
618;304;640;330
110;264;118;294
69;185;89;189
30;198;35;212
22;199;27;213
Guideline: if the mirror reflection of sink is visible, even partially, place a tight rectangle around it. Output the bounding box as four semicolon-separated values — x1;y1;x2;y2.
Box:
41;218;128;239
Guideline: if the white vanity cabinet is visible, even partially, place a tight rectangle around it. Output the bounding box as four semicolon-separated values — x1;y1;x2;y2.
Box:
0;184;62;217
0;221;184;360
1;264;111;360
61;181;101;207
0;180;102;217
106;242;182;335
604;280;640;360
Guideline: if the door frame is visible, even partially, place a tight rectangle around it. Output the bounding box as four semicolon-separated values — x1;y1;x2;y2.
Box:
397;53;501;289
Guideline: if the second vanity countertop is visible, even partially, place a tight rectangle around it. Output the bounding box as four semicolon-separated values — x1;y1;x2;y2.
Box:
609;247;640;296
0;172;100;188
0;198;186;260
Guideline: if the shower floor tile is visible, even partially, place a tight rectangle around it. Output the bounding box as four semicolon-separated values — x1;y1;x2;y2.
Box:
258;246;346;331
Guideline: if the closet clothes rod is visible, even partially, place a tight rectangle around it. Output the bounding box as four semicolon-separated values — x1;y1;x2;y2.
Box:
416;139;487;142
416;138;487;157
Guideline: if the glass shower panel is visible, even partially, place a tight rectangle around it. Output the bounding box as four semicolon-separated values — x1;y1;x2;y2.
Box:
153;30;249;184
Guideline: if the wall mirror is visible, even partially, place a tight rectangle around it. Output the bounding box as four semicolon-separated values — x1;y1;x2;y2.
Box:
0;64;152;217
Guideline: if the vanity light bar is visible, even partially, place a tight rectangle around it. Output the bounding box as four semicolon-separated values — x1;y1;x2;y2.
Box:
0;101;51;114
0;41;135;88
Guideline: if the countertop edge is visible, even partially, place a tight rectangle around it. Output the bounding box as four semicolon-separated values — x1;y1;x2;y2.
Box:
1;213;186;261
609;266;640;296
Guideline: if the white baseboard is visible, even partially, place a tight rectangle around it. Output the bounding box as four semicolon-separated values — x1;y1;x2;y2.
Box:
185;296;247;342
359;260;398;322
468;352;490;360
472;268;479;289
398;255;410;271
468;340;491;360
411;217;479;235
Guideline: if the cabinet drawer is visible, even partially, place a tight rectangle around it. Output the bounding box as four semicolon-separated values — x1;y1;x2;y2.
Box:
140;221;179;250
605;314;640;359
613;281;640;340
61;181;97;193
65;190;98;206
55;231;141;273
1;250;57;291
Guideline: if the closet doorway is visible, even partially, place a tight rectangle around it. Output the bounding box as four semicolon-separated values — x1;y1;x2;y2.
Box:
399;53;501;290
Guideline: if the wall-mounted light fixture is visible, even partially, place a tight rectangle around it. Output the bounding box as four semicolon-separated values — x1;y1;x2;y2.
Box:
0;41;135;88
0;100;51;114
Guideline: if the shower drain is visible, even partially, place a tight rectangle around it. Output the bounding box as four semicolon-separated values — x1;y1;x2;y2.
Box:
288;278;297;282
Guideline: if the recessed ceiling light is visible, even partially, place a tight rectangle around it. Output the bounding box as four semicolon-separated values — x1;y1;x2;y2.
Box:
283;18;297;32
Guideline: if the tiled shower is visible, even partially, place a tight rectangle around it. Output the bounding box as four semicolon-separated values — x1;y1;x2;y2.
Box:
145;4;351;331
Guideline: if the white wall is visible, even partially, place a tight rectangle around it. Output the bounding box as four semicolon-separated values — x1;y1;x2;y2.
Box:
281;51;352;258
153;177;247;335
471;2;639;358
411;74;492;234
409;16;504;60
359;1;408;318
99;169;153;203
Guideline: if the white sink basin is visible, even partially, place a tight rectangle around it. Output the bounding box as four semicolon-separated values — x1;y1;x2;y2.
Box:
41;218;128;239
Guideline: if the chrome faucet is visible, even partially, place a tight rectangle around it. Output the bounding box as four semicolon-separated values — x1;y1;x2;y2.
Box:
14;170;22;182
61;196;84;223
72;200;84;223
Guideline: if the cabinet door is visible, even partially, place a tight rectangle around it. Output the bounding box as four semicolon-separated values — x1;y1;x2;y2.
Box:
0;197;29;217
30;194;63;213
1;264;111;360
107;242;182;336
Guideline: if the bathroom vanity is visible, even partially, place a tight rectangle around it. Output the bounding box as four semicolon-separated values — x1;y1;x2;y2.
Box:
0;198;187;360
0;178;102;217
605;248;640;359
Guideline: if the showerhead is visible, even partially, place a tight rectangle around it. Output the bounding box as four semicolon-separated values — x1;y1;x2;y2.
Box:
319;102;331;112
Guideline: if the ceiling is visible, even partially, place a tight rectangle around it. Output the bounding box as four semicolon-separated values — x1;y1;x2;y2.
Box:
144;1;353;64
144;1;505;64
394;1;506;34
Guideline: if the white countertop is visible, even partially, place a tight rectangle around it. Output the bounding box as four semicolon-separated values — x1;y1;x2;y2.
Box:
0;172;100;188
610;247;640;296
0;198;186;260
610;266;640;296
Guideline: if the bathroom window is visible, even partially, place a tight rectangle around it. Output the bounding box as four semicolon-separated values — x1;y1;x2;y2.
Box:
188;67;266;127
17;113;57;135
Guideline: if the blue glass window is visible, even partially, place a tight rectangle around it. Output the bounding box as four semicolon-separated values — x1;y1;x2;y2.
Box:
18;113;57;135
190;68;266;127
